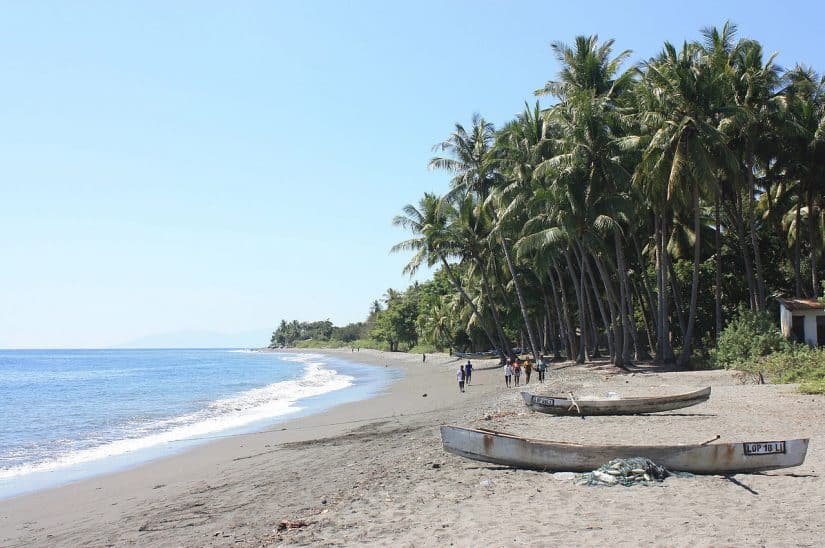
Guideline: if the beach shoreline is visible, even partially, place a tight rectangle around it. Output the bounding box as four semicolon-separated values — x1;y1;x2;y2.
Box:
1;349;823;546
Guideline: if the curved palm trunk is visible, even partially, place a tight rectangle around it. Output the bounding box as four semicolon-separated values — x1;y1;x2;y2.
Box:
656;214;676;363
810;188;819;296
630;280;654;360
728;198;758;309
564;248;587;363
476;261;514;360
746;169;767;310
613;229;633;362
668;261;687;340
499;235;541;365
714;196;723;340
632;233;659;345
677;183;702;368
583;253;615;360
439;256;502;360
593;254;629;369
550;262;574;359
582;271;601;358
794;183;804;297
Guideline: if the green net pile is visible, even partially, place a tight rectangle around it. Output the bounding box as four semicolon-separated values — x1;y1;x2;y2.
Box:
576;457;674;487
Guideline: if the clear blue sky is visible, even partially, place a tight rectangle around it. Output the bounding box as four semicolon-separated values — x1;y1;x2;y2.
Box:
2;1;823;348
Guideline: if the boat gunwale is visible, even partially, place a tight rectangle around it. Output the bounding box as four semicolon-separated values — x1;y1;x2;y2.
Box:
522;386;711;406
464;425;809;452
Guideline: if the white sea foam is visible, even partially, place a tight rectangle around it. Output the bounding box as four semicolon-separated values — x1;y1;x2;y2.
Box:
0;354;352;481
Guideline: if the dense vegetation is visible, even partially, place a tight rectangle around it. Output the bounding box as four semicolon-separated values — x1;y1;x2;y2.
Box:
272;23;825;379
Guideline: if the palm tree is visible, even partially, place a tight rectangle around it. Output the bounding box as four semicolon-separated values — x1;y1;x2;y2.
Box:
391;193;503;357
430;115;540;362
780;66;825;297
634;40;733;366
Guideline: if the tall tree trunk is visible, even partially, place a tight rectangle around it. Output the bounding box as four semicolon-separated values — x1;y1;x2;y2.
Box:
632;233;659;345
715;196;723;340
439;256;502;360
564;248;587;363
541;288;555;355
657;214;676;363
578;250;591;362
677;182;702;368
499;235;541;365
632;278;655;358
578;246;616;360
476;262;513;360
746;167;767;310
727;198;758;308
550;262;573;359
793;181;803;299
794;182;804;297
626;289;648;361
810;187;820;296
614;229;632;362
593;254;625;367
581;250;614;360
668;260;687;340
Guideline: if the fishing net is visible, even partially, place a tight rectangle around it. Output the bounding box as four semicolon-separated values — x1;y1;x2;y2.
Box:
576;457;679;487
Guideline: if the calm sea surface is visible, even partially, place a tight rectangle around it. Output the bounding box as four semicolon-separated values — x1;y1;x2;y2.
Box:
0;349;399;499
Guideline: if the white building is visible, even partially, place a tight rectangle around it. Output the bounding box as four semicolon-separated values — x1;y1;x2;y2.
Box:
778;298;825;347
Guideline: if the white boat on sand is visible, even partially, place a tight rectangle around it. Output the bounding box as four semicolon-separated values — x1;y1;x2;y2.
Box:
521;386;711;416
440;425;809;474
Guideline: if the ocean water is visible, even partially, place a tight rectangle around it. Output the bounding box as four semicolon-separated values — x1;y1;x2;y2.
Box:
0;349;399;499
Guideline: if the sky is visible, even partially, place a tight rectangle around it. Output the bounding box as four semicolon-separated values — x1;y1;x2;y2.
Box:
2;0;824;348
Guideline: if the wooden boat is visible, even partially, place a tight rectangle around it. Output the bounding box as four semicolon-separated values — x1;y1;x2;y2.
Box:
440;426;809;474
521;386;711;416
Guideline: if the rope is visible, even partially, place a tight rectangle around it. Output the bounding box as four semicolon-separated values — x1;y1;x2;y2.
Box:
567;392;581;414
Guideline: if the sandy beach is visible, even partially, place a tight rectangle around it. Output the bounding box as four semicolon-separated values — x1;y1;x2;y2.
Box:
1;349;823;546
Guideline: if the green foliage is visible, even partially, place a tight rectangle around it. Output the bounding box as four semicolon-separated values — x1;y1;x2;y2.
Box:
712;309;786;369
799;379;825;395
407;343;438;354
738;345;825;394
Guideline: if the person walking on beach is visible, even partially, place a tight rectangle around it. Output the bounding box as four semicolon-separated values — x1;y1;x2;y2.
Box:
464;360;473;385
513;359;521;387
524;359;532;384
504;361;512;387
537;356;546;383
457;365;466;393
422;353;426;363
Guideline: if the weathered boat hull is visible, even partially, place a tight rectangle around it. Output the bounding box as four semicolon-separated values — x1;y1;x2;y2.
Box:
521;386;711;416
440;426;809;474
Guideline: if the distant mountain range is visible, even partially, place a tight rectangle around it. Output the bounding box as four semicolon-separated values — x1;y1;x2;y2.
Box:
115;329;271;349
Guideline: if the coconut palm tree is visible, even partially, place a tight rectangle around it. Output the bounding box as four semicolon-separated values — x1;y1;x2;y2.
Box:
633;40;733;366
391;193;503;356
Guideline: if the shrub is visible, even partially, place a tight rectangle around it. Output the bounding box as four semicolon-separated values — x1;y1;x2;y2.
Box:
712;309;786;369
737;344;825;394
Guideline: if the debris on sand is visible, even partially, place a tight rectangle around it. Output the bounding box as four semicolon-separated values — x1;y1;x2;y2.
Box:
277;519;309;531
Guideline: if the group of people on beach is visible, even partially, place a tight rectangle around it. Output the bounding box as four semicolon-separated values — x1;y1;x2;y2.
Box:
503;356;545;388
455;355;549;392
456;360;473;392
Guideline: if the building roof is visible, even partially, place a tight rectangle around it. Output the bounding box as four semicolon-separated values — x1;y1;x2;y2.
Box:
778;298;825;312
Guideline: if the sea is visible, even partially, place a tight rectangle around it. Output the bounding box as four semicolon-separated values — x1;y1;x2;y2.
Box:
0;348;400;499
